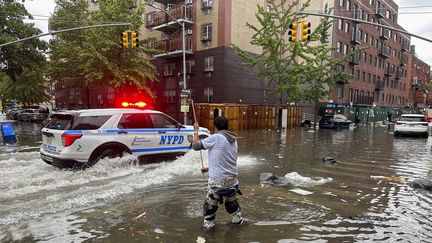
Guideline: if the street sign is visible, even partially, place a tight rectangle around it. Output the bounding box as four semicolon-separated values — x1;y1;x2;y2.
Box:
181;105;189;112
0;61;8;70
180;89;192;99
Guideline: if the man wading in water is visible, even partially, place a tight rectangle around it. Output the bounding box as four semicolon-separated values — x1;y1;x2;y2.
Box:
193;116;246;230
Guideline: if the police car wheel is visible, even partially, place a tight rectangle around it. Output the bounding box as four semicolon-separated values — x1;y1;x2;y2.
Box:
90;148;125;166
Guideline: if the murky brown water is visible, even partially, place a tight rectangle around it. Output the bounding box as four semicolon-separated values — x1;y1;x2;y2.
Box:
1;123;431;242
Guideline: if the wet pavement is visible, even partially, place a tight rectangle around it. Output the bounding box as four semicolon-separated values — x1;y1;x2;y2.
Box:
1;122;432;242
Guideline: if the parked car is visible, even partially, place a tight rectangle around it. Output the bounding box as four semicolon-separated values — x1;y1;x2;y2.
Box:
40;108;211;169
394;114;428;137
6;108;23;120
319;114;351;129
18;109;48;122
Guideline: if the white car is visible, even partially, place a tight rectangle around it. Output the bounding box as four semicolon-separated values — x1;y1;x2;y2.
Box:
40;108;211;169
394;114;429;137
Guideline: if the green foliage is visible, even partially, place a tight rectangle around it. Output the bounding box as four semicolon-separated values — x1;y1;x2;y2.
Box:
47;0;157;96
0;67;51;106
0;0;48;104
233;0;353;103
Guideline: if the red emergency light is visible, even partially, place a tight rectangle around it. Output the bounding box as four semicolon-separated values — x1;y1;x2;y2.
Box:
121;101;147;108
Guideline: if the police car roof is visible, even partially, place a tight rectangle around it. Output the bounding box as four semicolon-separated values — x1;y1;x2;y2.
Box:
53;108;162;116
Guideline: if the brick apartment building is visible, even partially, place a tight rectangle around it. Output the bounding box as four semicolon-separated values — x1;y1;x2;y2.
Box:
408;45;431;108
328;0;415;109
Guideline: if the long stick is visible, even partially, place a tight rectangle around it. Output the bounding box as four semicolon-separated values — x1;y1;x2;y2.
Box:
190;99;204;168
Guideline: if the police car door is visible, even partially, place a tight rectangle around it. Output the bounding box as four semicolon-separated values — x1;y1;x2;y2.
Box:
116;113;155;156
148;113;189;154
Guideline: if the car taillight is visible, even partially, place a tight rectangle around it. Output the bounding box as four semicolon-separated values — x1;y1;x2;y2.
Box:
61;133;83;147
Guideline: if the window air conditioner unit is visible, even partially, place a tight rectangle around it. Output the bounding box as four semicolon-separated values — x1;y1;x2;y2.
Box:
186;29;193;35
164;71;171;76
202;0;212;9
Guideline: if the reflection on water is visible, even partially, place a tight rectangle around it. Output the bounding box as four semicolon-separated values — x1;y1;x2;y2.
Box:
0;126;431;242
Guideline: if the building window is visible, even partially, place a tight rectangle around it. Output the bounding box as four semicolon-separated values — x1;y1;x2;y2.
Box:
355;90;359;102
336;41;342;53
348;89;353;102
345;22;350;33
163;63;175;76
364;33;368;43
368;73;371;83
204;56;214;72
346;0;351;10
369;54;372;65
107;87;115;104
337;85;344;98
204;87;213;102
201;24;212;42
339;0;344;7
338;19;343;30
97;94;103;105
386;10;391;19
343;44;348;55
362;71;365;82
164;90;176;103
356;70;360;80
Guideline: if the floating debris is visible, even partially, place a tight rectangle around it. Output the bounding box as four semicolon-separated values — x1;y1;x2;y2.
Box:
340;183;348;189
196;236;206;243
289;188;313;195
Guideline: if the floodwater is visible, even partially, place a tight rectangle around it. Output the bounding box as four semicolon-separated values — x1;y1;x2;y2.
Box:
1;122;432;242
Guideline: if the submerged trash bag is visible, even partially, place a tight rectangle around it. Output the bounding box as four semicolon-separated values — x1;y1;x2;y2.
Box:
284;172;333;187
408;179;432;191
259;172;290;186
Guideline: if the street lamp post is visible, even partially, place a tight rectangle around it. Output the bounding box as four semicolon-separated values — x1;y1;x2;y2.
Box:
147;2;188;125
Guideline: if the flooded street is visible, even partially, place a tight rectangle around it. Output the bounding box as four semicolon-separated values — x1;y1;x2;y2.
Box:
1;123;432;242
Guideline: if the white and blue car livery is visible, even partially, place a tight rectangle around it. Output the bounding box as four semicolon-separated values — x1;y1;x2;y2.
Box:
40;109;210;169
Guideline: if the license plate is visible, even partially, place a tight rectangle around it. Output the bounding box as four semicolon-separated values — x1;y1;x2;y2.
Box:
43;144;57;153
41;154;53;162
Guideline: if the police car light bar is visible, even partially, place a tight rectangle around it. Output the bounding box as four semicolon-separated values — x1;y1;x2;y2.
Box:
121;101;147;108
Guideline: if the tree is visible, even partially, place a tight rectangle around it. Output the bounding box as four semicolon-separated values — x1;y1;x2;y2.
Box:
0;67;51;106
0;0;48;105
233;0;354;126
47;0;157;108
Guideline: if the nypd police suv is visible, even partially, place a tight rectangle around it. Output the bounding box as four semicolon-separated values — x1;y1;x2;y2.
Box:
40;108;211;169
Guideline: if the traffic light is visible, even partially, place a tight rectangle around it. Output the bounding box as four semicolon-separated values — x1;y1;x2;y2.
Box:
121;31;129;48
288;21;298;42
131;31;139;48
301;21;311;42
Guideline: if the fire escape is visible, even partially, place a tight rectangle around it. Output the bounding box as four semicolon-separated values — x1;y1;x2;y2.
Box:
146;1;194;58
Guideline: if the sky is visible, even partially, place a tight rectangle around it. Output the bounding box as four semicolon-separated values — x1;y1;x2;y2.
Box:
22;0;432;66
